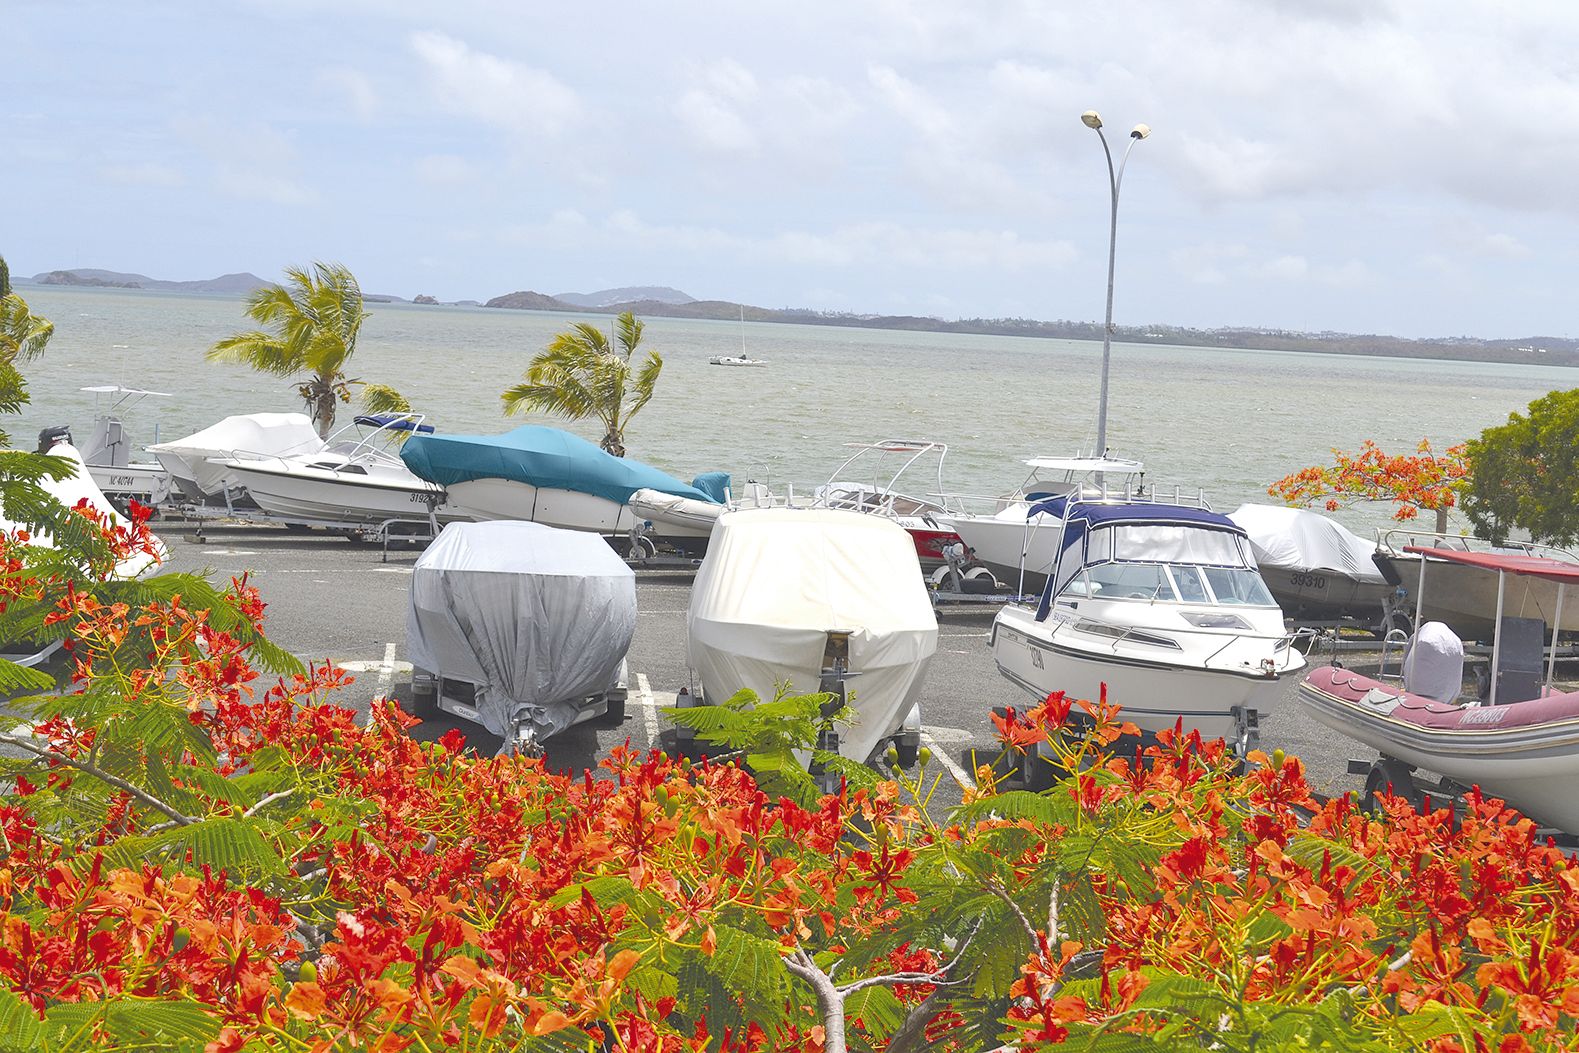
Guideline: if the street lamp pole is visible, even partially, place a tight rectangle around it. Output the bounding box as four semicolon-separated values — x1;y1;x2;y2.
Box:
1081;110;1149;460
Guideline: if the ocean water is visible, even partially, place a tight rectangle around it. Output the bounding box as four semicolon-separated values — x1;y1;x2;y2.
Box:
18;285;1576;537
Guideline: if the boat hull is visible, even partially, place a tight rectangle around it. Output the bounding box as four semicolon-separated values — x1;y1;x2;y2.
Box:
991;605;1299;741
87;461;171;509
935;512;1058;593
1299;665;1579;832
1259;567;1394;624
225;463;452;526
1376;551;1579;639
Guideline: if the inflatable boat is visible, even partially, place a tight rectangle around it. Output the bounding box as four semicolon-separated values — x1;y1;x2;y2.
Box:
1301;545;1579;832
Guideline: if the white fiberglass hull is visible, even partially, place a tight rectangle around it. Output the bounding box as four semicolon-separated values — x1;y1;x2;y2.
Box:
936;511;1060;593
991;604;1302;741
445;478;639;536
1376;551;1579;640
86;461;172;508
224;463;452;526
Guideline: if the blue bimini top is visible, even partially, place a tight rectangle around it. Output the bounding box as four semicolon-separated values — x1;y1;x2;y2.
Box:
1026;495;1246;533
401;426;721;507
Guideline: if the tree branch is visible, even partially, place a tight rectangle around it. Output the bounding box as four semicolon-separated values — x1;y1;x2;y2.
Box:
1;728;194;827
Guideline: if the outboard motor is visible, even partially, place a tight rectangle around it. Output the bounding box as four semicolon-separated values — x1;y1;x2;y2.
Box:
36;426;72;454
1402;621;1464;704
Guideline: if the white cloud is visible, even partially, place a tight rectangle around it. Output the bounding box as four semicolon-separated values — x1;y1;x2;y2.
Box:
98;162;183;187
414;154;473;185
173;118;316;205
409;30;580;137
319;67;378;120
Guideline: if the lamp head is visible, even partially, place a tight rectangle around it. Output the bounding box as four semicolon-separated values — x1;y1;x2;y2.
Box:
1080;110;1103;130
1130;123;1151;140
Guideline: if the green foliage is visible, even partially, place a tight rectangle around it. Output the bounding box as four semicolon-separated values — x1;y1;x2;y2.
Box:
501;310;662;456
1463;386;1579;544
207;262;371;439
664;684;879;805
0;255;54;447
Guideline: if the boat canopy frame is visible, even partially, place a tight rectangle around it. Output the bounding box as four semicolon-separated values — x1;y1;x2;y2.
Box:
819;438;951;519
1403;545;1579;706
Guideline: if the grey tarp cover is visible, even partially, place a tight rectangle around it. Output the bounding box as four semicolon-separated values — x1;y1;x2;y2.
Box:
1227;504;1386;583
407;521;636;738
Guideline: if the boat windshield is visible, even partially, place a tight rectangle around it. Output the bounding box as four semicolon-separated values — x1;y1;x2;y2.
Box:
1059;524;1276;607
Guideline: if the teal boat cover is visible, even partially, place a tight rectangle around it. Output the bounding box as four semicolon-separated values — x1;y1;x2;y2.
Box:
401;426;721;507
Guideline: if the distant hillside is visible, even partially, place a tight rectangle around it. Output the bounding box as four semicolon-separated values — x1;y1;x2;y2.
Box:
33;268;269;295
553;285;694;308
483;289;1579;368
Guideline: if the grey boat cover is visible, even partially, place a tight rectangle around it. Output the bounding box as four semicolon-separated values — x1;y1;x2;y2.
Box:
1227;504;1387;584
407;521;636;737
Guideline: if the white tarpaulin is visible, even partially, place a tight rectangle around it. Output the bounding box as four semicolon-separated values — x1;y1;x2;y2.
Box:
0;442;163;578
1404;621;1464;704
407;521;636;738
149;413;324;498
1227;504;1386;583
687;508;937;763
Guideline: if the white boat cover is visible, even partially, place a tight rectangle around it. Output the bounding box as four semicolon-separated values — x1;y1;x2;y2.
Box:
149;413;324;495
1227;504;1386;583
407;521;636;738
1403;621;1464;705
687;508;937;762
0;443;163;578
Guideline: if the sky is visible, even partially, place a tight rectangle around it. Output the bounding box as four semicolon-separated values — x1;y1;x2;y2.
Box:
8;0;1579;339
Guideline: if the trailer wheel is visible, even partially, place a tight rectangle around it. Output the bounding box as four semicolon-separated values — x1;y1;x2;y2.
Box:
1021;743;1060;792
1363;757;1423;814
594;694;627;728
892;735;919;769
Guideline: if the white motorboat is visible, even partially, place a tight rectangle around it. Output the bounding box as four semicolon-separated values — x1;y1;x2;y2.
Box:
708;355;767;367
149;412;324;504
401;425;728;553
686;508;935;765
813;439;974;583
62;386;175;511
221;414;455;526
990;494;1305;755
1300;546;1579;832
934;455;1148;594
13;439;165;579
1372;530;1579;641
1227;504;1394;624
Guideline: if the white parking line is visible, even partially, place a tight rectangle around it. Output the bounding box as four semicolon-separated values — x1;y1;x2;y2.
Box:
375;642;398;699
921;729;975;788
635;672;659;744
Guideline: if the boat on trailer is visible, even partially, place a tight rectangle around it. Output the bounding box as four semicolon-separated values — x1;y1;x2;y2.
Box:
813;439;980;584
990;493;1306;759
55;386;175;512
149;411;325;505
1227;504;1394;625
221;413;455;527
934;456;1149;595
1300;545;1579;833
1372;530;1579;641
401;425;727;554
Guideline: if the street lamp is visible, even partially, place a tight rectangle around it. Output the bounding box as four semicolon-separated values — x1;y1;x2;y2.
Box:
1082;110;1150;461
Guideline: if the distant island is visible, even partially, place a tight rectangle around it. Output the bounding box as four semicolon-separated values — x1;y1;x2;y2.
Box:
484;288;1579;368
24;267;1579;367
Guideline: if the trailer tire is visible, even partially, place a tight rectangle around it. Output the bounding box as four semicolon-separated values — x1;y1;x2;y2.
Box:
1364;757;1423;814
1021;744;1060;792
893;736;919;769
595;695;627;728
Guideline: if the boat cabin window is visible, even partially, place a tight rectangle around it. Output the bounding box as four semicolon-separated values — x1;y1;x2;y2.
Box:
1055;523;1274;607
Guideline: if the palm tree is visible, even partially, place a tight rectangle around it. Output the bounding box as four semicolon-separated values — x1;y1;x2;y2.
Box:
0;256;55;365
501;311;661;457
207;262;371;439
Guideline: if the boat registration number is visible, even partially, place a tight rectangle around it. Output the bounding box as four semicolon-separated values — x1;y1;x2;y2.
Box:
1290;571;1327;589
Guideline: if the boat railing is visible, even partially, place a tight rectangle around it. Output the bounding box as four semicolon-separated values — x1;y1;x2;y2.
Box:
1374;527;1579;564
938;481;1211;517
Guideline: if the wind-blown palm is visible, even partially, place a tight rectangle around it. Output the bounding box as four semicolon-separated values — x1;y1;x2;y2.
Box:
0;256;53;365
0;255;54;446
206;262;370;439
502;311;662;457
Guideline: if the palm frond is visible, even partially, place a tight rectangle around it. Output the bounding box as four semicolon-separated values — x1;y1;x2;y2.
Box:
360;383;411;415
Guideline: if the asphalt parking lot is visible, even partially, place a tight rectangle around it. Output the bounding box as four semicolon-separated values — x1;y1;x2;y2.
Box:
159;523;1375;813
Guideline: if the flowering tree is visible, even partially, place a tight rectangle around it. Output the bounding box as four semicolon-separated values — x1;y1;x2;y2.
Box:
0;449;1574;1050
1268;439;1469;533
